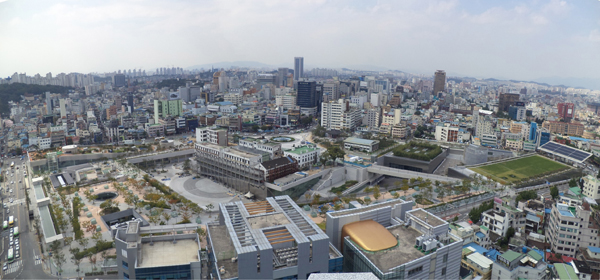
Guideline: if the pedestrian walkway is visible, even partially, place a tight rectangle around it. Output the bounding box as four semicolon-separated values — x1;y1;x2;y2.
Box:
33;254;42;265
4;260;22;275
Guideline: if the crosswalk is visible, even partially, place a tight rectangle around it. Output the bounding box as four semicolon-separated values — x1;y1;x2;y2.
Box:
4;260;22;274
6;198;25;207
33;255;42;265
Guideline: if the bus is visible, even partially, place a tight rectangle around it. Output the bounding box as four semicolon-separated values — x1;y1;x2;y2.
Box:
13;226;18;237
2;221;6;230
8;216;14;227
7;248;13;263
10;161;14;168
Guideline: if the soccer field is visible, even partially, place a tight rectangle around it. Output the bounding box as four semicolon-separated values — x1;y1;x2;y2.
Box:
470;155;569;184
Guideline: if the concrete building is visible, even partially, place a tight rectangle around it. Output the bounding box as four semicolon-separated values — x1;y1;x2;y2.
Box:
558;102;575;122
297;81;319;114
206;196;342;280
153;99;183;123
582;175;600;200
196;126;228;147
433;70;446;95
326;200;463;280
481;198;526;238
321;99;361;131
498;93;520;112
275;94;297;110
283;145;319;169
238;137;283;160
490;250;548;280
461;250;493;280
343;137;379;153
114;221;201;280
542;120;584;136
435;123;459;142
391;124;408;139
547;202;600;258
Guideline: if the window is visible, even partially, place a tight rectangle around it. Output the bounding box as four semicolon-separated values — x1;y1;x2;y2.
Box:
443;254;448;263
408;266;423;276
442;267;446;276
123;273;130;280
122;261;128;269
121;249;128;258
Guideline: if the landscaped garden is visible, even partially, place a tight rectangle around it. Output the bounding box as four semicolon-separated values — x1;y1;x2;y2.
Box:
392;141;443;161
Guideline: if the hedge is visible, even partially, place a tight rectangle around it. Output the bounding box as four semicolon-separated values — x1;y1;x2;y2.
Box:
72;197;83;239
392;141;443;161
75;241;115;260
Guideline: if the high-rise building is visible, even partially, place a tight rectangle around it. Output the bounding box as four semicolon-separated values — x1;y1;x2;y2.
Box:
45;92;53;115
557;102;575;122
294;57;304;81
59;99;67;118
321;99;362;130
498;93;520;112
127;93;134;113
277;67;288;87
433;70;446;95
113;74;126;87
296;81;318;111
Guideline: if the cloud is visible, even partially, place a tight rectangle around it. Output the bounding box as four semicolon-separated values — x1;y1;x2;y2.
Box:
589;30;600;42
0;0;597;85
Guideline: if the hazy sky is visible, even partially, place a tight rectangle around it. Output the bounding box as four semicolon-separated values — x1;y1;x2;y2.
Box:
1;0;599;86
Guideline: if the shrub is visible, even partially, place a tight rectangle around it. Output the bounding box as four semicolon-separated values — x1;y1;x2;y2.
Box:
75;241;114;260
392;141;442;161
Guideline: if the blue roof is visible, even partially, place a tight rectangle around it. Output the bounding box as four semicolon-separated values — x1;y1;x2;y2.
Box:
569;136;590;142
526;213;541;223
475;232;485;239
463;242;487;255
588;246;600;254
485;249;501;261
216;101;233;106
559;210;574;217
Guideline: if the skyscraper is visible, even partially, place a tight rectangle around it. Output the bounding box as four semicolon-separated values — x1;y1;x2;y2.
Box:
277;67;288;87
433;70;446;95
498;93;520;112
127;93;134;113
294;57;304;81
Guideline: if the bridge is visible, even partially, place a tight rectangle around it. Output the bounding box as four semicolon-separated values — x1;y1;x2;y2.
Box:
366;165;461;183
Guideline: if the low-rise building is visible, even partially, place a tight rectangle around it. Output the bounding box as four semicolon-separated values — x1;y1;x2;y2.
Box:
343;137;379;153
206;196;342;280
238;137;283;160
582;175;600;200
490;250;549;280
391;124;408;139
283;145;319;169
196;126;228;146
481;198;526;238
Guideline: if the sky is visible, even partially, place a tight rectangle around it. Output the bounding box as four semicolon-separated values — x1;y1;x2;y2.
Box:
1;0;599;88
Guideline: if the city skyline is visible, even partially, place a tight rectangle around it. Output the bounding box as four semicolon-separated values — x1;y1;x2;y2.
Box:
1;0;600;89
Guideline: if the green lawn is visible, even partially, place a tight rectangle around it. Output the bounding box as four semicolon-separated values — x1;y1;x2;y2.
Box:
470;155;569;185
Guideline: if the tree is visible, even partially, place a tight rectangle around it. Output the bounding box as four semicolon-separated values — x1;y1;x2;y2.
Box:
333;203;343;211
319;151;329;166
162;212;171;224
550;185;559;200
319;205;329;217
392;191;401;200
569;178;578;188
206;203;214;217
372;185;381;202
326;145;345;165
363;197;372;206
70;248;82;276
183;159;191;172
88;254;98;272
401;183;410;198
438;187;446;202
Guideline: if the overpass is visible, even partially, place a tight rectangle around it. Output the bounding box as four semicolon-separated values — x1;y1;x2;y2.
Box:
366;165;461;183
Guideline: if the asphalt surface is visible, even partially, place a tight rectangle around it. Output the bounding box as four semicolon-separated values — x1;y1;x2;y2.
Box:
2;157;50;280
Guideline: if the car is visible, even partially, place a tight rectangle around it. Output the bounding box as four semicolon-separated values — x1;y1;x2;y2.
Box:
15;244;19;251
9;189;12;193
3;264;7;271
6;209;9;214
15;252;19;259
9;198;13;203
9;228;13;233
2;204;6;209
9;240;13;246
18;180;20;183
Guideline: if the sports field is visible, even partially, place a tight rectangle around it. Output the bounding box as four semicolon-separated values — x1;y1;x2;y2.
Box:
470;155;569;185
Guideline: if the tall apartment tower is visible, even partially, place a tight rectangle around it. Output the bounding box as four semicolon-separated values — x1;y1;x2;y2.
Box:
433;70;446;95
294;57;304;81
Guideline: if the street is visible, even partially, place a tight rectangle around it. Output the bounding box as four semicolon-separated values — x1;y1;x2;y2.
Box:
1;156;50;279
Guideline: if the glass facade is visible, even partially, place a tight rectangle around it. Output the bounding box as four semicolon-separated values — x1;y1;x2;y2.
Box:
135;264;192;279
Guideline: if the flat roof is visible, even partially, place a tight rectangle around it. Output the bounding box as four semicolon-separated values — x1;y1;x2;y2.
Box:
127;149;195;164
284;145;318;155
328;199;408;218
409;208;446;227
138;239;199;268
344;137;379;146
466;252;493;269
246;213;290;229
342;220;398;252
356;225;424;271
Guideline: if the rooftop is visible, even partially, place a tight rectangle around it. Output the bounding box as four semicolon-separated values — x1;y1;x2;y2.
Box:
554;263;578;280
342;220;398;252
501;250;523;262
354;225;424;271
328;199;409;218
284;145;318;155
409;208;446;227
246;213;291;229
343;137;379;146
138;239;199;268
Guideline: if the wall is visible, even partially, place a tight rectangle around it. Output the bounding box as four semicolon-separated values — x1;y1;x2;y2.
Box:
377;149;448;173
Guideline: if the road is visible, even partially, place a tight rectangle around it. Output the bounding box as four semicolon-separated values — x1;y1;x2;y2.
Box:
2;156;49;279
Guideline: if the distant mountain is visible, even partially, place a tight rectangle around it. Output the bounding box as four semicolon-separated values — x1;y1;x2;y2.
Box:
187;61;274;70
532;76;600;91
